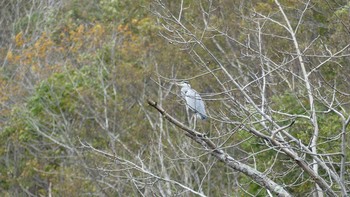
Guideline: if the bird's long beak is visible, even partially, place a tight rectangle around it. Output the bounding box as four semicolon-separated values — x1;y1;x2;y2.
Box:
174;81;188;87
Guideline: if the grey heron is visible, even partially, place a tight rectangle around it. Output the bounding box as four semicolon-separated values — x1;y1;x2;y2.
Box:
177;81;207;121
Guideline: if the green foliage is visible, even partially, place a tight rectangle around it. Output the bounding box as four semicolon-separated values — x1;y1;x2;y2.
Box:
29;72;79;116
64;0;104;22
14;11;43;34
272;91;308;115
99;0;121;20
333;2;350;17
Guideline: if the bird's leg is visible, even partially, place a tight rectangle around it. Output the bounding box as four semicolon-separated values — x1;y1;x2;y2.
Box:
192;114;197;130
186;106;191;126
189;113;194;129
188;113;196;130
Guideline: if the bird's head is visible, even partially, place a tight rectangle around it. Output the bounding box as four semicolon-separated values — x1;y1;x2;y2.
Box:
176;81;191;88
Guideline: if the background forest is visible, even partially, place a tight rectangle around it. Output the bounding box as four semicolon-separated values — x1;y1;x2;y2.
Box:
1;0;350;196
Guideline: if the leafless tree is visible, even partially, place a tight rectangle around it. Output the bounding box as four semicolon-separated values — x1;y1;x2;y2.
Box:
150;0;350;196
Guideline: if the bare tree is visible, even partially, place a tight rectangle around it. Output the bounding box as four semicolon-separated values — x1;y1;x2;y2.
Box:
150;0;350;196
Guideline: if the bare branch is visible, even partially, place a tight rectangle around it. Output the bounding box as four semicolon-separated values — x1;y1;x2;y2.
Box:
147;98;291;197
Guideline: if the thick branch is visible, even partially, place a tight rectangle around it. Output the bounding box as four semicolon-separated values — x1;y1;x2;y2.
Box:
147;98;291;197
248;128;337;197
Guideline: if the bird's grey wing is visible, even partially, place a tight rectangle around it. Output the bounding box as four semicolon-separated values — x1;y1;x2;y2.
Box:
195;96;207;118
185;89;207;119
194;93;207;119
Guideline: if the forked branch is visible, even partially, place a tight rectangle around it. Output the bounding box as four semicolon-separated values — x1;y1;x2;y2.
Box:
147;98;291;197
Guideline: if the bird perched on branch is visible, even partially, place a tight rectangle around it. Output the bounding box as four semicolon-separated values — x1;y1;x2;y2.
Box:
177;81;207;121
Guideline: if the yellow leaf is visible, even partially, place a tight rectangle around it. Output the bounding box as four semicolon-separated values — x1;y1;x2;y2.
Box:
77;24;85;34
6;51;13;61
15;32;24;47
131;18;138;24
